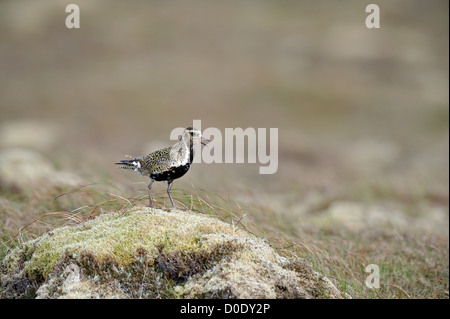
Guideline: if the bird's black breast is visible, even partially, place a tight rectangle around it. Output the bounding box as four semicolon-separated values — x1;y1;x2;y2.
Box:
150;163;191;181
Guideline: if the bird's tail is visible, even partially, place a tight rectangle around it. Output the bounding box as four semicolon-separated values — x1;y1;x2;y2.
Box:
115;155;143;174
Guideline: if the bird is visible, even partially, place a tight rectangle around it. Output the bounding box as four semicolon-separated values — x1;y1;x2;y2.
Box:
115;127;209;208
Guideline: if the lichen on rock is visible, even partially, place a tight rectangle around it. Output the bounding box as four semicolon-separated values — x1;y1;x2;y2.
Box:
0;207;347;299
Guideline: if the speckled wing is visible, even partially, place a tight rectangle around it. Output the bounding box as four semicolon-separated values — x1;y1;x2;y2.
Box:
140;147;172;175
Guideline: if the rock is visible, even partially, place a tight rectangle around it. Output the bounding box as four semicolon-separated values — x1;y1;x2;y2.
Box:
311;200;449;235
0;120;60;150
0;148;82;193
0;207;346;299
312;201;409;231
345;138;400;171
0;148;53;186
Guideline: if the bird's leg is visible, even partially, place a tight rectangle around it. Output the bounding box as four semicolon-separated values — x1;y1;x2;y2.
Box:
148;178;154;208
167;180;175;209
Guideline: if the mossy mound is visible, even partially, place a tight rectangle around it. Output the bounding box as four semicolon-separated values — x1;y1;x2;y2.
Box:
0;207;345;299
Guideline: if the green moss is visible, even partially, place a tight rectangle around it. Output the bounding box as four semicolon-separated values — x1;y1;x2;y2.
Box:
16;208;239;281
0;206;345;299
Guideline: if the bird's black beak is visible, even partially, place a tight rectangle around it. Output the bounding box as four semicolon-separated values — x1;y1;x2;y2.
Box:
200;136;210;146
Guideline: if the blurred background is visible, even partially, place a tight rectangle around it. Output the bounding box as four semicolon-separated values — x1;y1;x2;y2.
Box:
0;0;448;298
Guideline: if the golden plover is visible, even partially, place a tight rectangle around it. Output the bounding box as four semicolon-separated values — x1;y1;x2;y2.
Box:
116;127;209;208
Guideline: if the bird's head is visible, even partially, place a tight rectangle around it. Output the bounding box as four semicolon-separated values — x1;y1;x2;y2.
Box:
181;127;210;146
